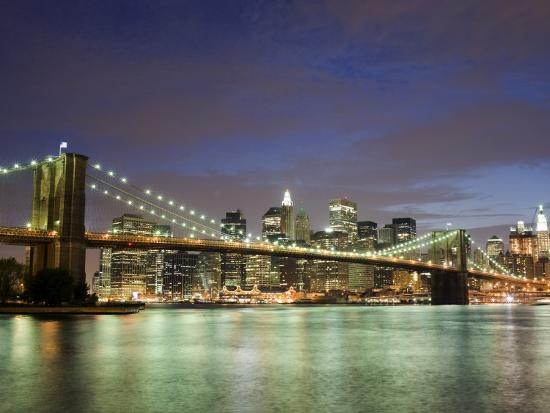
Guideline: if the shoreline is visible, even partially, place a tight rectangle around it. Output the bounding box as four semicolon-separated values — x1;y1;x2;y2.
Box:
0;305;142;315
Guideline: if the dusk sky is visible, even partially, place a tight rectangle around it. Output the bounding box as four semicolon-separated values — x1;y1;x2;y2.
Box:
1;0;550;275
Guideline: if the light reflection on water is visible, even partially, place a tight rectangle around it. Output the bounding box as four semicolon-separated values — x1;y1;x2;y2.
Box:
1;305;550;413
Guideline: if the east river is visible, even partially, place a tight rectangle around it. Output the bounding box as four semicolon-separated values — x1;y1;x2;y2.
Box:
1;305;550;413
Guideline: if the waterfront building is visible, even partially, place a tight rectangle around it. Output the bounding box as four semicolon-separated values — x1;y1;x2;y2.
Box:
163;252;198;300
197;252;221;297
99;214;173;300
295;207;311;244
220;210;246;287
280;189;295;240
329;198;358;242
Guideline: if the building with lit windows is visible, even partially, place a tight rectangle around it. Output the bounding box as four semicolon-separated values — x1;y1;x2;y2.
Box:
220;210;246;287
295;207;311;244
221;210;247;240
536;205;549;258
329;198;357;242
262;207;284;242
486;235;504;258
356;221;377;251
281;189;295;240
99;214;173;300
377;225;395;249
392;217;416;244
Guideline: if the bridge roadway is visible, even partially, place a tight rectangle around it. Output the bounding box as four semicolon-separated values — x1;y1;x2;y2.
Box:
0;226;546;287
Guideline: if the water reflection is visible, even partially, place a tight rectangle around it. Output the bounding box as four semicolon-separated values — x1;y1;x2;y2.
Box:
1;306;550;412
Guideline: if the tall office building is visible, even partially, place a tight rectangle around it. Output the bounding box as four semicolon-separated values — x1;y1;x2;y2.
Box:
357;221;378;251
280;189;295;240
163;252;198;300
392;218;416;244
99;214;172;299
295;207;311;244
329;198;358;242
220;210;246;287
221;210;247;240
509;221;537;278
536;205;549;258
486;235;504;258
262;207;283;241
509;221;537;256
377;225;395;249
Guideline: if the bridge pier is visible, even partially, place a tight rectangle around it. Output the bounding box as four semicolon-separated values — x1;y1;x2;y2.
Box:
29;153;88;282
430;229;469;305
431;271;469;305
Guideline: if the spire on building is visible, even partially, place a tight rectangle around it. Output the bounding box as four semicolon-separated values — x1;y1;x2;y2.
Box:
282;189;293;207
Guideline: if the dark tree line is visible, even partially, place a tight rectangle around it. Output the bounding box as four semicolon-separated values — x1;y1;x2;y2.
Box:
0;258;96;305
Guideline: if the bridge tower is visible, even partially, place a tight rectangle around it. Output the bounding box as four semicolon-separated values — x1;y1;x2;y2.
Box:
28;153;88;282
431;229;469;304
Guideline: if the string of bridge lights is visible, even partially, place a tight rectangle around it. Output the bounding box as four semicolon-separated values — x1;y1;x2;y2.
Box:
465;233;519;278
86;173;223;236
376;230;459;257
88;162;265;240
87;181;221;239
0;155;58;175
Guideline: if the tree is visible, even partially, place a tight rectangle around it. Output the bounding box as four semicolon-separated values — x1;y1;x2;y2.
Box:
0;258;24;305
73;280;89;304
26;268;74;305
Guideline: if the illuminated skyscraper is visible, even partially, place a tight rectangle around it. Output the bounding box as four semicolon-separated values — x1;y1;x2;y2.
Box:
280;189;295;240
262;207;283;241
220;210;246;287
509;221;537;278
486;235;504;258
536;205;549;258
295;207;311;243
221;210;246;240
329;198;357;242
100;214;172;299
377;226;395;249
357;221;377;251
392;217;416;244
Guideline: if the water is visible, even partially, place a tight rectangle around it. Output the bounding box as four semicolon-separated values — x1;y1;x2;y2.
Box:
1;305;550;413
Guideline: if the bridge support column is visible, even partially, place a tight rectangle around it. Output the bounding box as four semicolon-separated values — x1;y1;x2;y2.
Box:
29;153;88;282
430;229;469;305
431;271;469;305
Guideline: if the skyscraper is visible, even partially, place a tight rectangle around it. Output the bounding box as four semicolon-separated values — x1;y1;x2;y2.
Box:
536;205;549;258
220;210;246;287
329;198;357;242
377;226;395;249
99;214;172;299
280;189;295;240
295;207;311;244
392;218;417;244
509;221;537;278
262;207;283;241
357;221;378;251
221;210;247;240
486;235;504;258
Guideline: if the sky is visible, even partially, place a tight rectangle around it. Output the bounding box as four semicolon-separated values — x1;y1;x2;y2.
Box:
1;0;550;276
